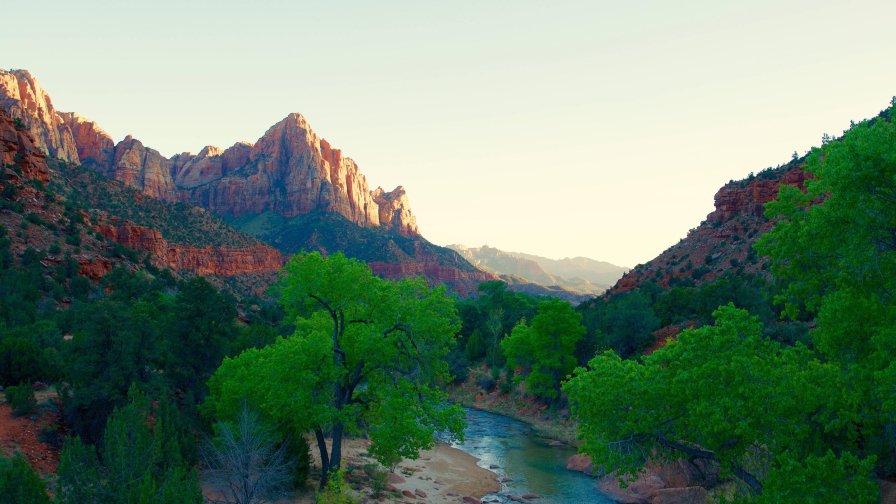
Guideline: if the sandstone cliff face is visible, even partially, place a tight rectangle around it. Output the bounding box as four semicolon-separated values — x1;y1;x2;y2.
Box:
610;165;809;294
58;112;115;170
0;109;50;183
95;222;283;276
0;69;79;163
0;70;418;236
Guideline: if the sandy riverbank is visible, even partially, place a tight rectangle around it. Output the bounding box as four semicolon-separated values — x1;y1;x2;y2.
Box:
298;436;499;503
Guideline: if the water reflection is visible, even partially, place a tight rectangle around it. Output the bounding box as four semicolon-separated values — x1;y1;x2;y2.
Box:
450;408;613;504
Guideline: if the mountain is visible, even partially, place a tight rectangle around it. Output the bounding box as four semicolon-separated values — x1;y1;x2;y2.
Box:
449;244;628;297
609;161;808;294
1;106;282;293
0;69;493;294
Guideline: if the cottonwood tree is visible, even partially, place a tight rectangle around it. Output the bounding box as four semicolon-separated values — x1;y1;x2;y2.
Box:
565;305;876;502
206;252;465;486
501;298;584;401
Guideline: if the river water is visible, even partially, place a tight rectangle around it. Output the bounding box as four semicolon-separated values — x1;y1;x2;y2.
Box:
451;408;614;503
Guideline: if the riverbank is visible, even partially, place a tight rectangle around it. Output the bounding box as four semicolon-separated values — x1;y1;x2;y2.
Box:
299;437;499;503
448;368;580;446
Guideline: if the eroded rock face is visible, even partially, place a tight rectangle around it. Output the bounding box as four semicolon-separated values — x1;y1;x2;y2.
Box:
609;165;809;295
372;185;418;236
177;114;418;235
111;135;177;201
0;69;79;163
0;108;50;183
58;112;115;169
95;222;283;276
0;71;420;236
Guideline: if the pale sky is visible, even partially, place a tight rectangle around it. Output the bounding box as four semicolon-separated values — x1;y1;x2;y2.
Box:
3;0;895;266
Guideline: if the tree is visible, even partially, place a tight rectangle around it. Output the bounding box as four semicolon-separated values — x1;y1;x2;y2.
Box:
206;252;465;486
57;389;202;504
201;404;293;504
756;100;896;476
0;453;50;504
564;304;876;501
501;298;584;401
165;276;237;398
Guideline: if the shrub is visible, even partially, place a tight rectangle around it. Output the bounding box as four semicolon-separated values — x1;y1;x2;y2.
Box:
317;468;356;504
0;453;49;504
6;384;37;416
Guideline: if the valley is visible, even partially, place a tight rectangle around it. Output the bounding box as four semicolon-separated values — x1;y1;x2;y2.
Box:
1;58;895;504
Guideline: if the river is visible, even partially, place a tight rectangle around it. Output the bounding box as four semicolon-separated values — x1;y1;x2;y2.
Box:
451;408;614;503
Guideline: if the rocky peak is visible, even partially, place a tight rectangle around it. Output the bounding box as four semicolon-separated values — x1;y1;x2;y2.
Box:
0;70;422;237
58;112;115;169
0;69;79;163
372;185;419;236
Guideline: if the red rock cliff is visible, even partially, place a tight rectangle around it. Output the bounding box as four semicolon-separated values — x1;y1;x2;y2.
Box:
0;108;50;183
610;165;809;294
0;70;419;236
95;222;283;276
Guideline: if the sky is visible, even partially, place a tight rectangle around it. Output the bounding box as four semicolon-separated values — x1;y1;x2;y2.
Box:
3;0;896;267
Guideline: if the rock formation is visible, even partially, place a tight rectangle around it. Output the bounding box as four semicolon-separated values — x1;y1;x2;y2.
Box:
610;165;809;294
95;222;282;276
0;70;79;163
0;109;49;183
0;69;418;236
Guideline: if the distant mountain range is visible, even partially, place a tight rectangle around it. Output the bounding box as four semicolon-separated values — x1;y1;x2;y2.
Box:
448;244;628;298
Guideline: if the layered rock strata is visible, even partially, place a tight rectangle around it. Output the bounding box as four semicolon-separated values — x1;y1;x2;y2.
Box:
0;69;417;235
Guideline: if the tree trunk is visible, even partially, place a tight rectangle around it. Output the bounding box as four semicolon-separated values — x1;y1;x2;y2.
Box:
330;422;344;474
314;427;330;488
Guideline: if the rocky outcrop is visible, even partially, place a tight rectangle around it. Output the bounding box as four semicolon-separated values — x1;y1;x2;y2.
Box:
710;168;809;224
0;108;49;183
0;70;419;236
372;185;418;236
0;69;78;163
610;164;809;294
58;112;115;169
110;135;177;201
597;458;718;504
95;222;283;276
177;113;419;235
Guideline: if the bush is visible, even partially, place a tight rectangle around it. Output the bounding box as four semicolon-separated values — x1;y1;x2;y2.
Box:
0;453;49;504
317;468;356;504
0;337;46;387
6;384;37;416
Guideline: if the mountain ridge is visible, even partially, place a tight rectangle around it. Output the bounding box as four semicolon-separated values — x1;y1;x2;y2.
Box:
0;68;496;295
0;69;417;236
449;244;628;297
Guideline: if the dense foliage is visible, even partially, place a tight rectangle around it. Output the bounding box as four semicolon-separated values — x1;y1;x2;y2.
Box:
501;299;584;400
0;453;49;504
205;252;465;485
57;389;202;504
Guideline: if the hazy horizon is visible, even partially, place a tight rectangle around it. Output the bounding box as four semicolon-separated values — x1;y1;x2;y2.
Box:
4;1;895;266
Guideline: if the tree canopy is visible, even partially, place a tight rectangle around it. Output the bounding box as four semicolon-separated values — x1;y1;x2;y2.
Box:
205;252;465;484
501;298;584;401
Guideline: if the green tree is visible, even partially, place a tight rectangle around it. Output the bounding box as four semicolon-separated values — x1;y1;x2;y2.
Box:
165;276;237;398
756;100;896;474
0;453;50;504
206;252;465;486
501;299;584;401
564;305;876;501
57;390;202;504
